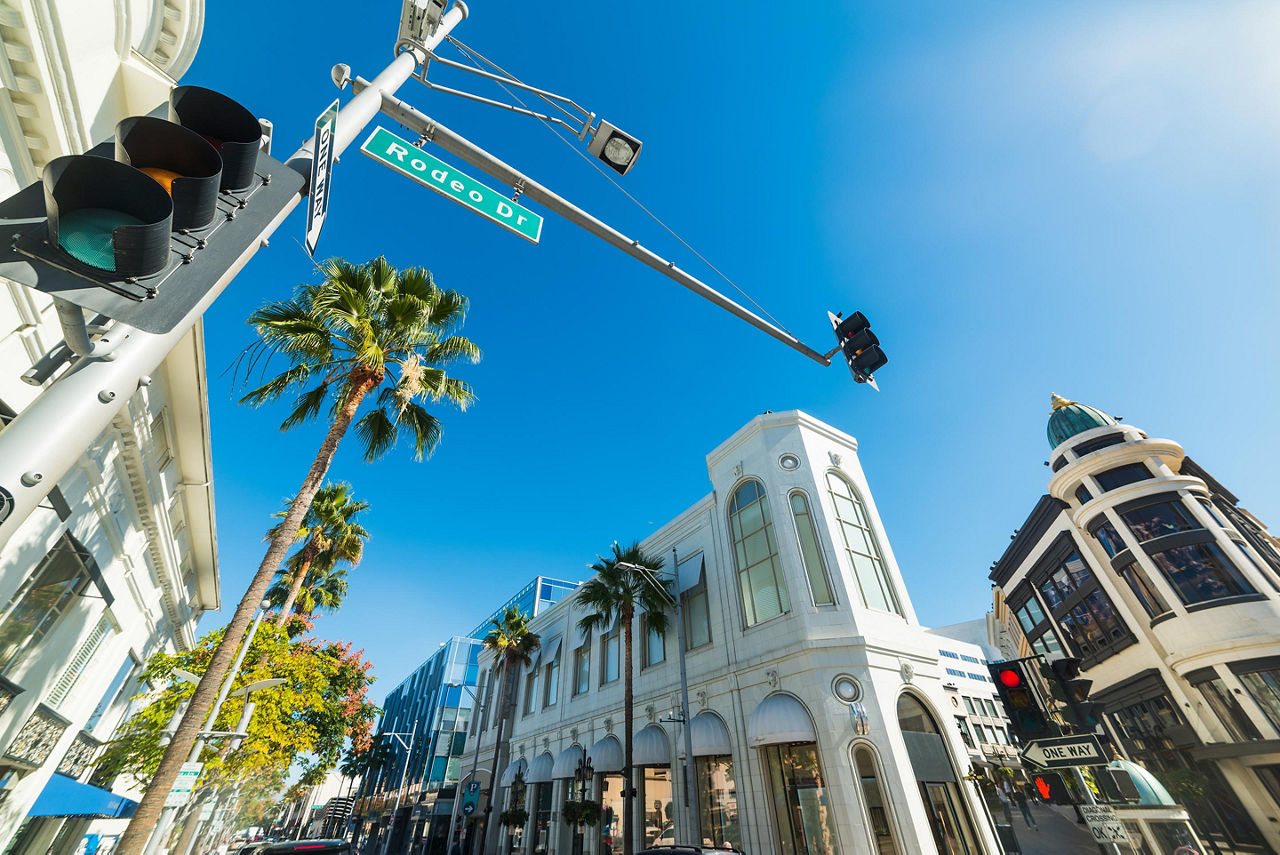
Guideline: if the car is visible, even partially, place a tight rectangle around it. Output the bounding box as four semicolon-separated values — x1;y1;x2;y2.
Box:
638;847;744;855
254;841;352;855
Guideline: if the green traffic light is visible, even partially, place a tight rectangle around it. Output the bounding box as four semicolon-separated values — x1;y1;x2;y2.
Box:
57;208;145;272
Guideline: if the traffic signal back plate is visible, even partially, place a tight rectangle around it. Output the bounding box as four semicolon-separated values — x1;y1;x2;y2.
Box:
0;144;303;334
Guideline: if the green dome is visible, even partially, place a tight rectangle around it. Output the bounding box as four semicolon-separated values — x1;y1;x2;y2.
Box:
1047;394;1118;449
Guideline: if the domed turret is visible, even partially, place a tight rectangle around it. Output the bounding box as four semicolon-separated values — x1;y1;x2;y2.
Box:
1047;394;1118;449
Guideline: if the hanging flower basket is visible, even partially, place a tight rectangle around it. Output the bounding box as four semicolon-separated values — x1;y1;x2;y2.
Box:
499;808;529;828
562;799;602;826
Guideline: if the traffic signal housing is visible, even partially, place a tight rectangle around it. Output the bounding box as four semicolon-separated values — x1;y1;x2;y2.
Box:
1042;657;1104;733
988;660;1054;740
0;85;304;334
830;311;888;384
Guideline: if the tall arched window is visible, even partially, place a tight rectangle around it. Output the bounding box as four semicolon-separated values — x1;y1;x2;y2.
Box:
728;479;790;626
790;491;834;606
826;473;902;615
897;694;980;855
853;746;900;855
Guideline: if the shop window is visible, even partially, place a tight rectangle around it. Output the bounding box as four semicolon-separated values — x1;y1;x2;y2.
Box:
695;755;740;850
762;741;840;855
854;747;901;854
640;767;674;848
1149;542;1255;606
789;491;834;606
728;479;790;626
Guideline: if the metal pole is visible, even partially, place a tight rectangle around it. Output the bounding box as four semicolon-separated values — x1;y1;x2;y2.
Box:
382;723;417;855
0;0;468;553
668;549;701;845
363;91;831;367
142;604;270;855
446;685;481;852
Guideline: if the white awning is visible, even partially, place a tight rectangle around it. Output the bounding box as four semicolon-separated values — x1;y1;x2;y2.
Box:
633;725;671;766
690;712;732;757
552;745;585;779
747;693;817;748
575;621;591;646
525;646;542;674
526;752;555;783
499;757;527;788
588;735;623;772
676;555;705;594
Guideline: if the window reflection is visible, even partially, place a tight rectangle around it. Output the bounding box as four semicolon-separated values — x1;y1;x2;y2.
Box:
1120;501;1199;542
854;747;900;855
1117;561;1169;618
826;473;902;615
1094;463;1152;491
1238;670;1280;734
728;479;790;626
1093;519;1126;558
696;755;740;850
763;742;840;855
1149;543;1255;605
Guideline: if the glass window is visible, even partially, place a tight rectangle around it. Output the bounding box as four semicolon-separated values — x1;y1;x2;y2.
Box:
1095;463;1152;491
826;473;902;615
1072;433;1126;456
696;755;740;850
640;767;674;848
1051;456;1068;472
679;554;712;650
955;718;973;748
762;741;840;855
1198;498;1227;528
897;694;981;855
963;698;975;715
573;643;590;696
1014;599;1045;635
1120;501;1199;542
523;664;539;715
1149;542;1255;605
86;654;142;732
1238;670;1280;734
151;411;173;469
728;480;790;626
1199;678;1262;741
1030;632;1064;660
1093;519;1126;558
1117;561;1170;618
854;747;900;855
790;492;834;606
0;533;93;673
1074;485;1093;505
543;652;559;707
602;624;620;684
643;616;665;667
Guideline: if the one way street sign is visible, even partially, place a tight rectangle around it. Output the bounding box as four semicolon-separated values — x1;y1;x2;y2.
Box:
1020;734;1107;769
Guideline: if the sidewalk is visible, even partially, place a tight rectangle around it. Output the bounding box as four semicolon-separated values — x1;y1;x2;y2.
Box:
997;801;1101;855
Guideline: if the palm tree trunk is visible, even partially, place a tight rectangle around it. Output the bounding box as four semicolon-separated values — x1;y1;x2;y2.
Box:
622;609;635;855
275;546;317;628
116;369;380;855
479;659;512;855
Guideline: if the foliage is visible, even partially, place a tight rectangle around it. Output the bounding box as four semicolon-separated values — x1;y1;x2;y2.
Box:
237;256;479;463
1159;768;1211;803
499;808;529;828
95;621;378;794
562;799;602;826
574;542;671;639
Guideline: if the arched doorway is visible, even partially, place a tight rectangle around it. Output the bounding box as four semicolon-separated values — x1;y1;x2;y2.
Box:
896;693;981;855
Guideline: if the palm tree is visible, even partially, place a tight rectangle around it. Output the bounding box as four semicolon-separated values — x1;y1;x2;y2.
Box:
575;542;670;855
267;561;349;622
267;482;368;627
479;608;540;855
117;257;479;855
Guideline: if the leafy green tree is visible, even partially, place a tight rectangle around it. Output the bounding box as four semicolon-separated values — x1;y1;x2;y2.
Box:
268;482;369;628
575;543;669;855
479;608;540;855
118;256;477;855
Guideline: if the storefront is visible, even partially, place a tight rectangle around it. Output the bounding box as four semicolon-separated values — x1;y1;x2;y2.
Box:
747;694;840;855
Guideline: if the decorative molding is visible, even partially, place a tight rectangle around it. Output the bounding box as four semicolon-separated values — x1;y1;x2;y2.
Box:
899;661;915;683
644;704;655;723
5;706;70;768
695;690;708;710
828;451;842;467
603;718;613;734
765;669;779;689
733;462;743;479
56;732;100;779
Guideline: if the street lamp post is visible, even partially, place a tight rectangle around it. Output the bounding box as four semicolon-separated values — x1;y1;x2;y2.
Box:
570;754;593;855
445;683;483;853
381;722;418;855
617;556;701;845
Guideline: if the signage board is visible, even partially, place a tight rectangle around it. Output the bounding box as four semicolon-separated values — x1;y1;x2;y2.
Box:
305;99;339;256
1020;734;1107;769
360;127;543;243
1079;804;1130;844
164;762;203;808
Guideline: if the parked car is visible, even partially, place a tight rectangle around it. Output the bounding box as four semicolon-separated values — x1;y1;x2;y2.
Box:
638;847;744;855
255;841;351;855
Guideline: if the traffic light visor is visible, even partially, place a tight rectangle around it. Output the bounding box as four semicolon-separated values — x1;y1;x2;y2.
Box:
43;155;172;277
116;116;223;230
853;344;888;375
169;85;263;192
834;311;869;341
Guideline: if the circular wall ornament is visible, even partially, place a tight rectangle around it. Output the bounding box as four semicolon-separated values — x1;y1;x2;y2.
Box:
831;674;861;703
900;661;915;683
0;486;12;525
779;453;801;471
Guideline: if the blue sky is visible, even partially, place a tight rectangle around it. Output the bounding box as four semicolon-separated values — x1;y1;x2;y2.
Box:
186;0;1280;704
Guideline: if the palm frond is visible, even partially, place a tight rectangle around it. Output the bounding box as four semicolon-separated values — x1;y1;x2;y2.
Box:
280;383;331;431
353;408;398;462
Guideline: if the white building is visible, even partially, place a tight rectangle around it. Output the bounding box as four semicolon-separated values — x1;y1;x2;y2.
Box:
0;2;212;853
927;621;1020;776
461;411;1000;855
989;395;1280;854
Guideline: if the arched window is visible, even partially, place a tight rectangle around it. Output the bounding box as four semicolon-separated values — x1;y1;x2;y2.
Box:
790;491;834;606
853;746;900;855
896;694;980;855
826;473;902;615
728;479;790;626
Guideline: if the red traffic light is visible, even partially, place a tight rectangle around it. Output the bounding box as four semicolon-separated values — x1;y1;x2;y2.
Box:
998;668;1023;688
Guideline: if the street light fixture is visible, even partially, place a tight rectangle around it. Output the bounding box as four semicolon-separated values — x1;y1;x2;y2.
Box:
616;556;702;846
570;753;594;855
444;682;484;855
380;722;418;855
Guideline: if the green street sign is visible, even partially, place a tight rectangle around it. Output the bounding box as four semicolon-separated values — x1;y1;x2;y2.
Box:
360;126;543;244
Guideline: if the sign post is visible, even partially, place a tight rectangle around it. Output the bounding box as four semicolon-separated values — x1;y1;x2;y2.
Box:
360;127;543;243
306;99;340;256
1019;734;1107;769
461;780;480;816
163;762;203;808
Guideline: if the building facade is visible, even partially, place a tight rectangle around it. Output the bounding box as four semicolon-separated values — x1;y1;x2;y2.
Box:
989;395;1280;854
463;411;1000;855
0;1;212;853
928;622;1020;776
357;579;578;855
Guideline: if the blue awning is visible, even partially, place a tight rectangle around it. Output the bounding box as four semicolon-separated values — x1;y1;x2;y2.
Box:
29;774;137;819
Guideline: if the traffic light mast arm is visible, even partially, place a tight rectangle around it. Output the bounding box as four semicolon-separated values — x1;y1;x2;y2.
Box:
0;4;469;552
365;84;834;367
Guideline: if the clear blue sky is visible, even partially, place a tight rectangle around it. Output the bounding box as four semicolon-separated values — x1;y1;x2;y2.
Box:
186;0;1280;704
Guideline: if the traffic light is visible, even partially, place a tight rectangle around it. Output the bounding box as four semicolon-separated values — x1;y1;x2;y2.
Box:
0;85;304;334
1031;771;1073;805
1042;657;1104;732
830;311;888;384
988;660;1053;740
